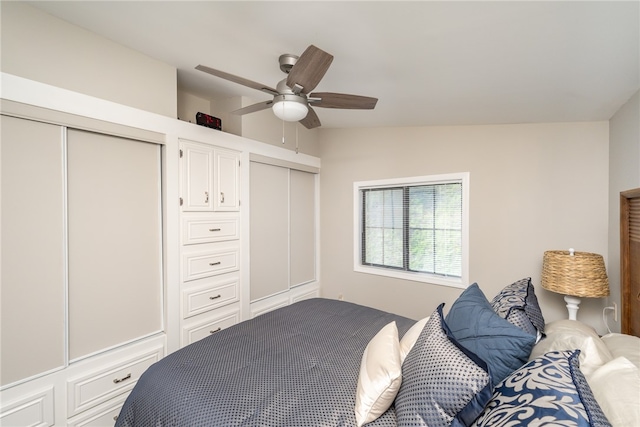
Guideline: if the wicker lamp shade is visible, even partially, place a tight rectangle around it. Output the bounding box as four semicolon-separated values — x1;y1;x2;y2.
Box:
541;250;610;298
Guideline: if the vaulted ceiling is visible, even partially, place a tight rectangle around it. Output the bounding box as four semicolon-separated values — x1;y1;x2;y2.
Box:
29;1;639;129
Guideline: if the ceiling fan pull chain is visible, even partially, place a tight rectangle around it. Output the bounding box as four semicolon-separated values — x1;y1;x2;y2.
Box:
296;124;299;154
282;115;285;144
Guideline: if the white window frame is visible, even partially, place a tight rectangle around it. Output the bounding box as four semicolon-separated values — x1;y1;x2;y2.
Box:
353;172;469;289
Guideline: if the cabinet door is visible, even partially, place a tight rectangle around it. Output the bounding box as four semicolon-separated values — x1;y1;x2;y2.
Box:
67;130;163;360
213;148;240;211
181;141;214;211
1;115;66;386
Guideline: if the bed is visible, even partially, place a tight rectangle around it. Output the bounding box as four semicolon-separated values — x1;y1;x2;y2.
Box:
115;278;640;427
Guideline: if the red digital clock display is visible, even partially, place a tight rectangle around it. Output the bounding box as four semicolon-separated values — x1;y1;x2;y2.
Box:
196;112;222;130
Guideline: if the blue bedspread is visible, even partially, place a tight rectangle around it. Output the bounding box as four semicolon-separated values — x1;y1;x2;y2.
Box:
116;298;415;426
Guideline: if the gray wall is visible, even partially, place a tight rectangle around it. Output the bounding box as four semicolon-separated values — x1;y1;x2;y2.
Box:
318;122;611;333
608;90;640;332
1;2;177;118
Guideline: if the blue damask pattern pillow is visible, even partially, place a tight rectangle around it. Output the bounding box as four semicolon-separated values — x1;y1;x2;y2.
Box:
472;350;611;427
395;304;493;427
491;277;545;338
445;283;536;386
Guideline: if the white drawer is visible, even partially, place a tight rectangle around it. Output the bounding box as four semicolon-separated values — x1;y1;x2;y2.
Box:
181;308;240;347
182;245;239;282
67;393;127;427
181;216;239;245
67;346;163;417
0;387;54;427
182;275;239;319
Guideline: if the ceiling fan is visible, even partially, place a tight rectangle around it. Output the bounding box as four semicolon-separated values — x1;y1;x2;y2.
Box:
195;45;378;129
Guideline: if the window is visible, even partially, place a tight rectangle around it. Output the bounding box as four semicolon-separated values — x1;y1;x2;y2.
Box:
354;173;469;288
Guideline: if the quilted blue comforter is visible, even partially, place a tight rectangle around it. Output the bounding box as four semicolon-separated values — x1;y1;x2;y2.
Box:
115;298;415;426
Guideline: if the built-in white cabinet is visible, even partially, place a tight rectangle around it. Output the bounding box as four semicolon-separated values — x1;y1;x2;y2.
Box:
0;110;166;426
181;139;240;212
1;75;322;425
179;139;242;348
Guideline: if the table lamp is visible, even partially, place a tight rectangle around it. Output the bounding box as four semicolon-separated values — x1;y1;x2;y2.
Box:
541;248;609;320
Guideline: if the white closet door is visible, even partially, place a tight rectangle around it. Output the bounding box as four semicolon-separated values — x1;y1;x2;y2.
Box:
1;115;66;386
250;162;289;301
290;170;316;287
67;130;162;360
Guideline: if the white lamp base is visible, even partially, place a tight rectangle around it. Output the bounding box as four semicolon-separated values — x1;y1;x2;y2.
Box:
564;295;582;320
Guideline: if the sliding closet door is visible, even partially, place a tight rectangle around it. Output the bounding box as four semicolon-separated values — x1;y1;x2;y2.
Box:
250;162;289;301
250;160;318;302
1;115;66;385
67;130;162;360
290;169;316;287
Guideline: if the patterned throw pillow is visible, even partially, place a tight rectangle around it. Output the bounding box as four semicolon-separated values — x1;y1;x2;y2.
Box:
395;304;493;427
472;350;612;427
445;283;536;386
491;277;545;338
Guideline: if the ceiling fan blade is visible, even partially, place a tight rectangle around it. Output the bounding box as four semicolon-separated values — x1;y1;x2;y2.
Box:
309;92;378;109
231;100;273;115
196;65;278;96
299;107;321;129
286;45;333;94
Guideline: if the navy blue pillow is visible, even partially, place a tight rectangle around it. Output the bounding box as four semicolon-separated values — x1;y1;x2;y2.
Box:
445;283;536;386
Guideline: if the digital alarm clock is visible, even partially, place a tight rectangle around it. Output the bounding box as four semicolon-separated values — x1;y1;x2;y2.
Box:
196;112;222;130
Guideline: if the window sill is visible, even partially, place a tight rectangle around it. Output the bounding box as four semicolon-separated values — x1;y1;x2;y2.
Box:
354;264;466;289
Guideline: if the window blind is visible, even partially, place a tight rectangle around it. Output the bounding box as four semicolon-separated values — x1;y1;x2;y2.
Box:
361;182;462;278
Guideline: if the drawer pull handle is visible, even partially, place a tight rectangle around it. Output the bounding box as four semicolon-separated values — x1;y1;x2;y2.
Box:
113;415;119;421
210;327;222;334
209;261;221;266
209;228;221;232
220;192;225;204
113;373;131;384
209;294;222;300
204;191;209;203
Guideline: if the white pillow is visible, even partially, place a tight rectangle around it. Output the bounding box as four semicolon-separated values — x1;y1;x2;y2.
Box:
601;332;640;369
529;320;612;376
355;321;402;427
587;357;640;427
399;316;429;362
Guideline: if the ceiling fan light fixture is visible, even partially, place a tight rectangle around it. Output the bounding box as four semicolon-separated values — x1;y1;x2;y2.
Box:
272;95;308;122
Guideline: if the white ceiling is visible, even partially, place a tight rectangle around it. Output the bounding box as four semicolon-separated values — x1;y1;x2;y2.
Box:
28;1;640;129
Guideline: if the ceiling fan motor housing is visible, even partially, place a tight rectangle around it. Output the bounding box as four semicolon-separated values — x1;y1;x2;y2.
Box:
279;54;298;73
